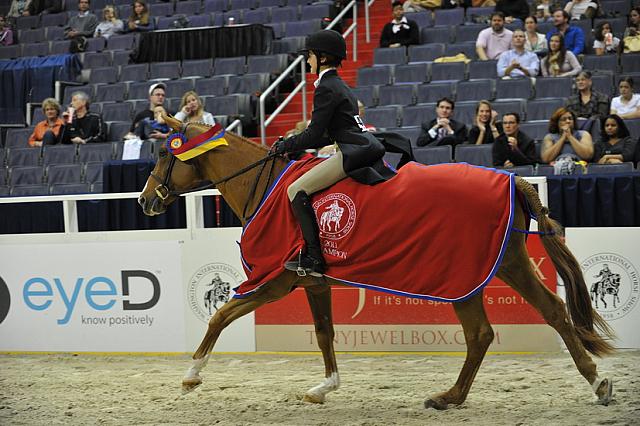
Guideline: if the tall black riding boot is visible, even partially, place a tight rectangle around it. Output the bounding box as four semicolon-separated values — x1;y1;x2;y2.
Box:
284;191;326;277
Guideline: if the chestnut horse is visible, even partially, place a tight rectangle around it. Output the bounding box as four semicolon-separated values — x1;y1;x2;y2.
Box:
138;116;615;409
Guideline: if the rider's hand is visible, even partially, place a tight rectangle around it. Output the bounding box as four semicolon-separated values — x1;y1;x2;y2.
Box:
273;138;289;155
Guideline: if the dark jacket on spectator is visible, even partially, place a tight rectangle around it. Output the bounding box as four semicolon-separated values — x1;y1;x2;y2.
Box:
61;112;106;144
379;18;419;48
492;131;537;166
593;137;637;163
27;0;62;15
417;118;468;147
565;91;610;120
495;0;531;22
65;12;99;38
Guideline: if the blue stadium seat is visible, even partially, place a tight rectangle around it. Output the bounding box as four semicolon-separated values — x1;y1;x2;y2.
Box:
357;66;393;86
247;54;288;74
85;37;106;52
401;103;435;127
587;162;635;174
526;99;564;121
149;2;174;16
430;62;466;82
413;146;453;165
230;0;258;9
84;52;112;68
386;126;421;147
195;76;229;96
454;144;493;167
465;7;493;23
108;34;137;51
42;145;77;165
455;79;494;102
203;0;227;13
625;119;640;139
270;6;298;23
102;103;132;122
89;66;118;84
443;42;477;59
500;165;535;176
5;128;34;149
149;61;181;80
395;63;429;84
10;184;49;196
222;9;244;24
78;143;114;163
582;54;618;73
495;78;534;100
450;100;480;124
600;0;631;15
244;8;270;24
408;44;444;63
176;0;202;15
405;11;432;27
374;47;407;66
592;72;615;96
434;8;464;26
22;42;50;57
214;56;246;75
0;45;21;60
421;26;452;44
19;28;46;43
46;164;83;185
455;24;484;43
272;36;306;53
259;0;282;7
41;12;69;27
0;186;8;196
95;82;127;103
352;86;377;108
492;99;526;121
127;82;152;100
301;3;331;20
416;82;455;103
378;84;415;106
9;166;44;185
535;77;573;99
0;168;6;186
50;183;91;195
228;73;271;94
15;15;40;30
84;162;104;185
621;54;640;73
120;63;148;82
182;58;214;78
188;14;212;27
107;122;131;142
156;16;178;30
364;106;400;129
50;40;72;55
45;26;65;41
205;94;252;119
468;60;498;79
165;79;195;98
284;19;321;37
112;50;133;66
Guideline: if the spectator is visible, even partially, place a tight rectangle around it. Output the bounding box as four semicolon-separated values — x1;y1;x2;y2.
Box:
541;33;582;77
175;91;216;125
26;0;62;15
593;21;620;55
565;71;610;123
476;12;513;61
495;0;530;24
468;100;502;145
623;6;640;38
137;105;171;140
593;114;637;164
94;5;123;39
540;107;593;163
128;82;167;138
564;0;599;20
64;0;98;45
60;91;106;145
126;0;153;33
0;15;13;46
611;77;640;120
379;1;419;48
524;15;548;54
533;0;560;21
8;0;29;18
417;97;468;147
28;98;64;147
492;112;537;167
546;9;585;55
497;29;540;78
402;0;438;13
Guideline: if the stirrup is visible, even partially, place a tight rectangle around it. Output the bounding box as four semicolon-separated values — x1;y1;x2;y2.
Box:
285;250;324;278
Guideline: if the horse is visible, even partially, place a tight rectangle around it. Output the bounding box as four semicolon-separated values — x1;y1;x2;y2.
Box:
591;274;621;309
138;116;615;408
203;275;231;315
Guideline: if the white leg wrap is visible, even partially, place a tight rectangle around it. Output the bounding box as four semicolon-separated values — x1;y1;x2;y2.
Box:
184;355;209;381
306;372;340;400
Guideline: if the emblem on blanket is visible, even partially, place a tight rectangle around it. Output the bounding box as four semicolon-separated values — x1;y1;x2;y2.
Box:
581;253;639;320
313;193;357;240
188;263;243;323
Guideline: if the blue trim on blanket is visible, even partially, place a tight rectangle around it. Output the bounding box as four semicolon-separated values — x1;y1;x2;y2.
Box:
242;160;296;237
233;164;516;302
236;241;252;273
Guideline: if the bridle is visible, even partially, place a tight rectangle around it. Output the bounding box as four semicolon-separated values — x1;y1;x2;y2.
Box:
149;123;281;221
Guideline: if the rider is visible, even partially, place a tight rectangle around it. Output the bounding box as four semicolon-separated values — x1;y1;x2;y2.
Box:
274;29;393;277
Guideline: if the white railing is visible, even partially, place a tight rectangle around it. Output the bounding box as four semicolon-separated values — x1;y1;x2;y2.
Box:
258;0;359;145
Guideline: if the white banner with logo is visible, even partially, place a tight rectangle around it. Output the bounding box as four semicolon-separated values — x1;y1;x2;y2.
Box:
181;229;255;352
0;241;185;352
565;228;640;349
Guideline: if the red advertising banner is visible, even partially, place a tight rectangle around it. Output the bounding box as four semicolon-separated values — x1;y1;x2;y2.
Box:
255;236;560;352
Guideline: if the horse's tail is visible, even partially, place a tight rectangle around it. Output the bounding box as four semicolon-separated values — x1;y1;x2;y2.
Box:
515;177;616;357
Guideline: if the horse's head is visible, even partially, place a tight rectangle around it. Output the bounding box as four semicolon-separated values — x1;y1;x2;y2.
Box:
138;114;210;216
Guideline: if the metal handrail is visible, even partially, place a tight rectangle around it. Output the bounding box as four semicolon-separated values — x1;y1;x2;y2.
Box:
365;0;376;43
226;118;243;136
258;0;359;146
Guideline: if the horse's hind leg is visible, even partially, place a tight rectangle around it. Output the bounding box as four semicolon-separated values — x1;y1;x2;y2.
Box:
182;276;296;392
425;291;494;410
303;282;339;403
497;234;612;405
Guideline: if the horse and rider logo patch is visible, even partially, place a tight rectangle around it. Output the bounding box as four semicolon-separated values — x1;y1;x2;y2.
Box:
581;253;640;320
187;263;243;323
313;193;357;241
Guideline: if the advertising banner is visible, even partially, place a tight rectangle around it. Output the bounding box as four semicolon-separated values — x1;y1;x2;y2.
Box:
565;228;640;349
256;236;560;351
181;229;255;352
0;241;185;352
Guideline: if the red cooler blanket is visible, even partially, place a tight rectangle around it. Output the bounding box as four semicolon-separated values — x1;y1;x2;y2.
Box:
235;159;515;301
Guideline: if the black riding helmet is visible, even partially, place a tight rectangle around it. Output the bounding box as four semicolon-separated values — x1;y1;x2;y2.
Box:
301;29;347;60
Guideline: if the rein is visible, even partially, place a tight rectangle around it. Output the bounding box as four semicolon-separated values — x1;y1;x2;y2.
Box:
149;131;282;221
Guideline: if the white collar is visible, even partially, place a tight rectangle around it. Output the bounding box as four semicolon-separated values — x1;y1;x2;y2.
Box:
314;68;335;88
392;17;409;33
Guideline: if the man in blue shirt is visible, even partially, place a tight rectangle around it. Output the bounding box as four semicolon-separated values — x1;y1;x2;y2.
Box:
497;29;540;78
546;9;584;55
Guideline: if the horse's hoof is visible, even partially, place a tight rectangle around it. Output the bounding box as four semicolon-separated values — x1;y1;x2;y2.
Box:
595;377;613;406
303;392;326;404
181;377;202;394
424;397;448;410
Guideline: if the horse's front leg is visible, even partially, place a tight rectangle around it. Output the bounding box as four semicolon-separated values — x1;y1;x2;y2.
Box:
183;276;295;392
303;282;340;403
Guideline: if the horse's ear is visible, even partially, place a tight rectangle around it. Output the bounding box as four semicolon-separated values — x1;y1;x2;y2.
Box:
163;113;182;132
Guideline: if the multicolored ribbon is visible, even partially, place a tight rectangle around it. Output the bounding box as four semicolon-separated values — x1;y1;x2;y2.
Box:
166;123;228;161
